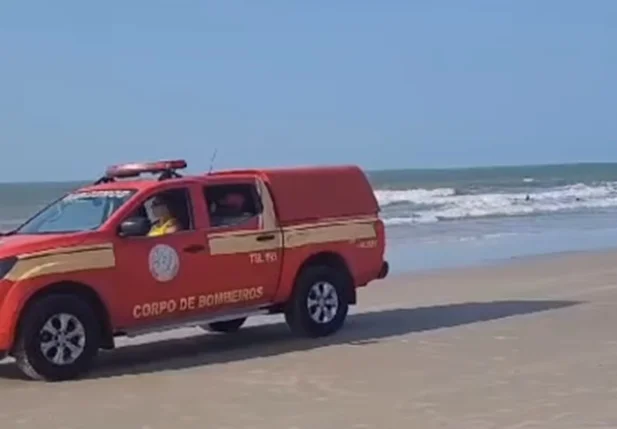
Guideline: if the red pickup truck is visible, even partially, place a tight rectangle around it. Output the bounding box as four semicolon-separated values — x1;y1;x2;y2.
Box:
0;160;388;381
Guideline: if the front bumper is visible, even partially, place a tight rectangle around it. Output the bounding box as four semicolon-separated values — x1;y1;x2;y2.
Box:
377;261;389;279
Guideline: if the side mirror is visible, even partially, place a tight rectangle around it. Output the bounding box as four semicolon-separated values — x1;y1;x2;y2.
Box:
118;217;151;237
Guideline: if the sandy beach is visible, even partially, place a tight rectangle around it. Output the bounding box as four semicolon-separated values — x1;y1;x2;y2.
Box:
1;249;617;428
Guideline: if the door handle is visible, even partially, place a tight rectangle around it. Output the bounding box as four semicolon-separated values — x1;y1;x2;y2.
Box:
183;244;206;253
256;234;275;242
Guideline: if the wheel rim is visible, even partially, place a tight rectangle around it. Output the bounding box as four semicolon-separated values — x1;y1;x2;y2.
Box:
307;281;339;324
38;313;86;366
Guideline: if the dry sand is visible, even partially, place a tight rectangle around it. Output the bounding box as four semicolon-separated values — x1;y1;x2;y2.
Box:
2;250;617;428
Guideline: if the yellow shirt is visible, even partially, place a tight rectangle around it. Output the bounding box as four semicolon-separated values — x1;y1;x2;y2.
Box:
148;218;179;237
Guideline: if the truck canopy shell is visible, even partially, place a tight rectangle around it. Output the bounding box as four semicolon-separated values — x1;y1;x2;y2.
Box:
260;165;379;225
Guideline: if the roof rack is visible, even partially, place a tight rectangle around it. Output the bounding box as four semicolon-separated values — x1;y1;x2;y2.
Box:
94;160;187;184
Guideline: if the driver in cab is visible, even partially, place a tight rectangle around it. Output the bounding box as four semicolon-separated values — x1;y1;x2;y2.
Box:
148;195;181;236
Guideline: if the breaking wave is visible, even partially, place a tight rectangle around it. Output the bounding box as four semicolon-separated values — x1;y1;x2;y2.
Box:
376;182;617;225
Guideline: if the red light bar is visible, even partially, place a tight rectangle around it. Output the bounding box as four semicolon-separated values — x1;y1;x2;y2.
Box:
105;160;187;178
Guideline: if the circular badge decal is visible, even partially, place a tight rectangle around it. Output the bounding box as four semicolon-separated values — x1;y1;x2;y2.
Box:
148;244;180;282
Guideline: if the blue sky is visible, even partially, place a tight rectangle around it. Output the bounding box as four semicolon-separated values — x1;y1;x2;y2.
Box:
1;1;616;181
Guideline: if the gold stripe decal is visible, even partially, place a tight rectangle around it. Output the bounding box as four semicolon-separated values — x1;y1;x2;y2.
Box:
19;243;114;260
283;215;378;231
207;216;378;255
283;221;376;248
208;231;282;255
5;215;378;280
6;243;116;282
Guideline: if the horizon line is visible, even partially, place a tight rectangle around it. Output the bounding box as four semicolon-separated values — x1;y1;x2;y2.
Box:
0;160;616;185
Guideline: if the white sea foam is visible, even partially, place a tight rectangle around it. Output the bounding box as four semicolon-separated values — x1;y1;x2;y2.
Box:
376;182;617;225
376;188;457;206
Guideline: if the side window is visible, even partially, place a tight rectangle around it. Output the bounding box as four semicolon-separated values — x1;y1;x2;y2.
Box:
128;187;194;235
204;183;263;228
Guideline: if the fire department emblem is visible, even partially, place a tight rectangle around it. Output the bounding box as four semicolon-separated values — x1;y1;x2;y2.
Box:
148;244;180;282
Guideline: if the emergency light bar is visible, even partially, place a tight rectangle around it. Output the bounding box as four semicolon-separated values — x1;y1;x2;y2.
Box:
94;160;187;184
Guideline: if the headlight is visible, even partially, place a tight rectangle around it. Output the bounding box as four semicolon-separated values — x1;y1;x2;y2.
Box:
0;257;17;280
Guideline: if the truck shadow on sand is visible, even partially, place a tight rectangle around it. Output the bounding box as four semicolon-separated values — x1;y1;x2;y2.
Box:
0;299;580;381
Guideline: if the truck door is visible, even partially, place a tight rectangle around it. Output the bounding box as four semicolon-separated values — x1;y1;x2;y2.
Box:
201;176;283;309
111;184;211;329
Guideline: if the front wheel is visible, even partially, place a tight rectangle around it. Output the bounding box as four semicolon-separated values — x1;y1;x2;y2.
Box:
285;265;350;337
12;294;101;382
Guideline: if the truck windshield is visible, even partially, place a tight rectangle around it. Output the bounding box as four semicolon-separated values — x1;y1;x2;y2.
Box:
15;189;136;234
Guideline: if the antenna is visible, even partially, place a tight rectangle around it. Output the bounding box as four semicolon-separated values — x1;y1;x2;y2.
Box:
208;148;218;174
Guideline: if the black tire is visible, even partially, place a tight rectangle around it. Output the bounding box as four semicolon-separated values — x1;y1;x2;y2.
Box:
13;294;101;382
285;265;350;338
205;317;247;333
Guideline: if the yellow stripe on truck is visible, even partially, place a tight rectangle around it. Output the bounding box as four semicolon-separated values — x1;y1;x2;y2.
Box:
282;220;377;248
5;243;116;282
4;216;378;279
208;230;283;255
207;216;377;254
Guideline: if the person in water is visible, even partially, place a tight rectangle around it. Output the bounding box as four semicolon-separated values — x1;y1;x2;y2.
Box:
148;195;181;236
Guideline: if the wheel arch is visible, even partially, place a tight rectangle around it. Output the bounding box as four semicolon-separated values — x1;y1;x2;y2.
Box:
293;251;356;304
13;281;114;352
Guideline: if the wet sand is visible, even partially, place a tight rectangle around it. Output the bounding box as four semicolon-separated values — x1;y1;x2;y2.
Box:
2;250;617;428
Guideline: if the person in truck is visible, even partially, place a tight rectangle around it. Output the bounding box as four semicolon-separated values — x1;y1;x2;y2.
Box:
147;195;181;236
210;192;253;227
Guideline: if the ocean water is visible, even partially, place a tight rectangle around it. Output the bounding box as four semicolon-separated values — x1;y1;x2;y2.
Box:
2;163;617;273
367;163;617;272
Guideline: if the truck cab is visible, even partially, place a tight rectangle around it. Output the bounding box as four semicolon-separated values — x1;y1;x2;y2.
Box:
0;159;388;381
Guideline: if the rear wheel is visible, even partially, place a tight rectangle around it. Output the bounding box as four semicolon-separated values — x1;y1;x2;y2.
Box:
285;265;350;337
204;317;247;333
13;294;101;381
